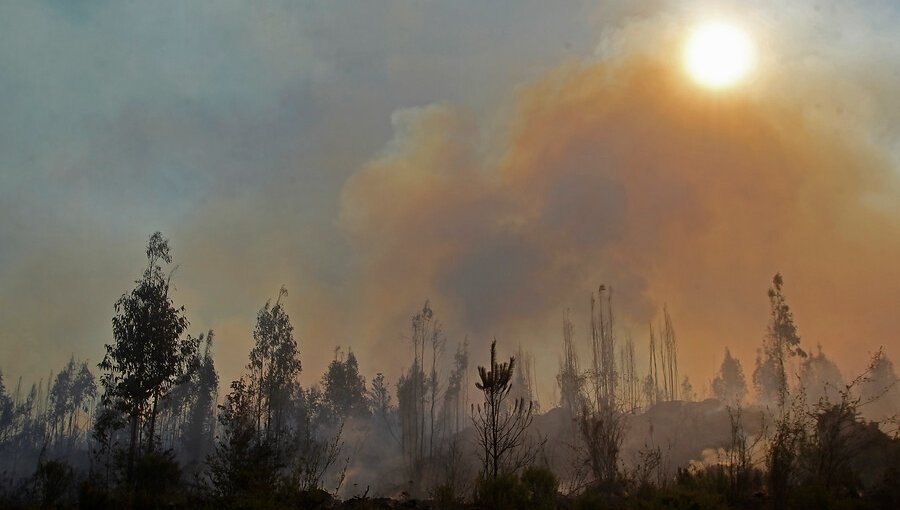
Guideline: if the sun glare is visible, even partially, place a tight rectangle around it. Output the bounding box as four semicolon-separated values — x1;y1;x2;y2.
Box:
684;22;755;89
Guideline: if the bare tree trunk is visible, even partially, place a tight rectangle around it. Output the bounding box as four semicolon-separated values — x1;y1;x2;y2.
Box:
147;391;159;453
128;409;139;482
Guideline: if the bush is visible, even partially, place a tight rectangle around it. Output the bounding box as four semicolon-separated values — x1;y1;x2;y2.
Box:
521;465;559;510
77;477;111;510
474;472;526;510
647;486;730;510
33;459;75;508
432;483;463;510
131;450;183;508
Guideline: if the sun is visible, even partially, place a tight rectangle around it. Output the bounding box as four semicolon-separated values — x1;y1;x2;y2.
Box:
684;22;755;89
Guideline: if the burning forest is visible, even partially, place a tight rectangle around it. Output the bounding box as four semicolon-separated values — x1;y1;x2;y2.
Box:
0;233;898;509
3;2;900;509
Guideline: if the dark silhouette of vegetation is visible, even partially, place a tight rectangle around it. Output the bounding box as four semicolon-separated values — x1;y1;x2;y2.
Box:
99;231;194;481
247;285;301;444
1;240;899;510
322;349;369;421
472;339;535;480
754;273;806;408
713;348;748;406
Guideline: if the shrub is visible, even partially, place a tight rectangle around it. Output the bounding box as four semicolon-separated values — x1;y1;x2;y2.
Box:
432;483;463;510
77;476;112;510
521;465;559;510
33;459;75;508
131;450;183;508
474;472;525;510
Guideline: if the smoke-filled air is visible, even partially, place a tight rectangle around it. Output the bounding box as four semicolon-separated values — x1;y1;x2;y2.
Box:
1;1;899;509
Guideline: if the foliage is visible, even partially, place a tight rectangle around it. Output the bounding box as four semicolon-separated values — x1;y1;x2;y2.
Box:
99;231;194;480
800;346;845;406
247;286;301;443
520;465;560;510
557;310;583;415
207;411;283;503
859;353;900;428
178;331;219;467
396;300;447;490
49;358;97;445
6;258;900;510
579;403;625;488
0;370;16;445
471;339;534;479
753;273;806;407
33;459;75;508
322;350;368;421
712;349;747;406
131;449;184;507
473;471;527;510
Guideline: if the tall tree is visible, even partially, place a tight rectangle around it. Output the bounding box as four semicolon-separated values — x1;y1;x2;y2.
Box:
49;357;96;445
247;286;301;443
512;344;538;413
368;372;396;441
471;339;533;479
557;309;582;415
321;348;368;420
397;301;442;477
182;331;219;465
442;339;469;437
397;361;426;476
210;296;304;501
99;231;194;480
712;348;748;405
647;324;660;406
799;345;844;405
589;285;617;412
0;370;14;445
753;273;806;408
649;306;680;403
859;352;900;424
619;335;639;412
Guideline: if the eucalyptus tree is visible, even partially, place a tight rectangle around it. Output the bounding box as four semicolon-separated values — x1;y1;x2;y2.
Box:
184;331;218;459
321;349;368;421
398;301;443;476
49;357;96;444
246;286;300;443
753;273;806;408
99;232;195;480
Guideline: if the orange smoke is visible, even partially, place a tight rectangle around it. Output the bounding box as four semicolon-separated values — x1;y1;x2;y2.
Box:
339;43;900;394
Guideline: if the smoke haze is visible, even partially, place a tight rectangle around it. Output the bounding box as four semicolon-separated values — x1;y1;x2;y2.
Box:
2;0;899;400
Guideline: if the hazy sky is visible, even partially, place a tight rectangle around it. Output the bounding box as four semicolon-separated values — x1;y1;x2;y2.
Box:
2;1;899;401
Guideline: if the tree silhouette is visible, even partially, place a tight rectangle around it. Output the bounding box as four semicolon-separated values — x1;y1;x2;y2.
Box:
557;310;583;415
322;349;368;420
49;357;96;445
247;286;300;443
471;339;534;479
712;348;747;405
443;338;469;436
799;345;845;405
179;330;219;466
859;352;900;425
0;370;14;445
99;231;194;481
754;273;806;408
397;300;443;483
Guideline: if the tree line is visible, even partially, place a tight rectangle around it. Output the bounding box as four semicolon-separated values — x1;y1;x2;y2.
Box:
0;232;898;509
